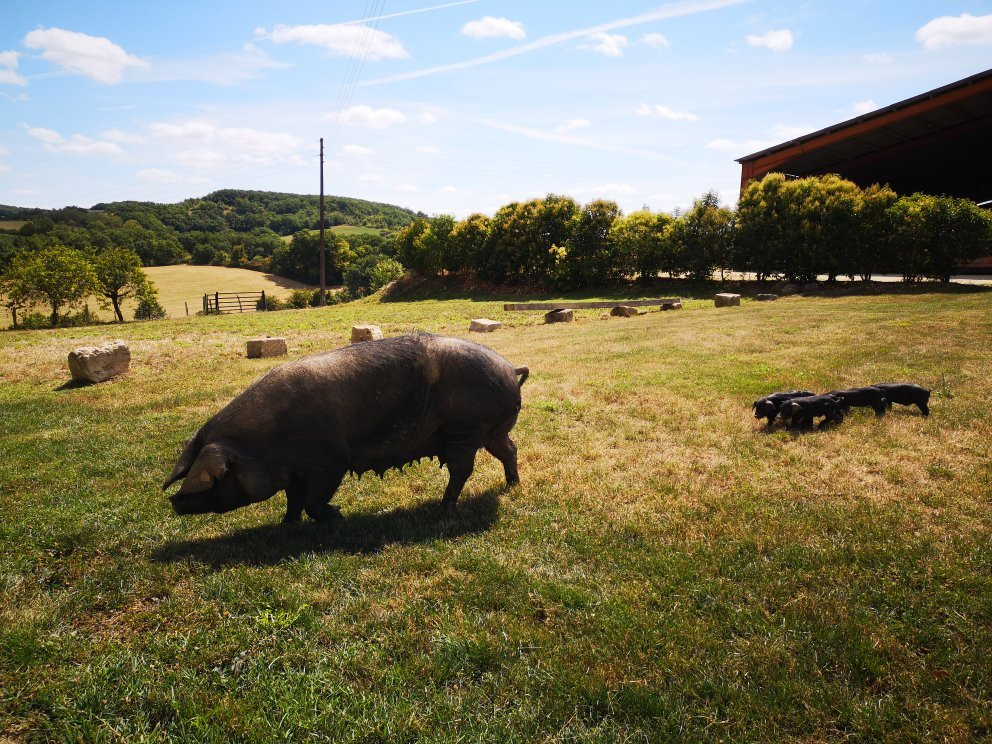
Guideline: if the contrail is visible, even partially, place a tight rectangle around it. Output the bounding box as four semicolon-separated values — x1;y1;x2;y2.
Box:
338;0;479;26
362;0;749;86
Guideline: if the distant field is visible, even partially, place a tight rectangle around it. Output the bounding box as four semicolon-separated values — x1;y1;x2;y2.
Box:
1;265;314;325
331;224;383;237
0;220;28;232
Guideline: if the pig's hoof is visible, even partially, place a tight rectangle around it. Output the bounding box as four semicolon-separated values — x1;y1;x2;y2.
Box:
440;499;458;515
282;512;302;525
306;504;343;522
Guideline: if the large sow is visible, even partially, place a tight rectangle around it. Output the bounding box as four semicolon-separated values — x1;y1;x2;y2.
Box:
164;333;529;522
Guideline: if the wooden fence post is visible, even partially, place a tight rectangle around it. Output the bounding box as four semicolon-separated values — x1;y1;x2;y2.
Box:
261;290;266;311
215;292;219;315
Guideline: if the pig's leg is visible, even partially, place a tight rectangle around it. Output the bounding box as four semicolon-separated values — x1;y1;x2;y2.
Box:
485;434;519;486
440;445;477;511
304;469;346;522
283;476;306;523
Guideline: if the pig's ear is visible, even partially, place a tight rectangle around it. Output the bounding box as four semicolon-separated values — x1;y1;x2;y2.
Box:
176;443;231;495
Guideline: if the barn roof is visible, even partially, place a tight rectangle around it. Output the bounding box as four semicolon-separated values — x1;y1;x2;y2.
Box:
736;68;992;202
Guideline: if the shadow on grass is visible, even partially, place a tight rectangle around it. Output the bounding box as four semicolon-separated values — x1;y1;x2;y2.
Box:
382;274;991;304
151;488;501;568
54;378;93;391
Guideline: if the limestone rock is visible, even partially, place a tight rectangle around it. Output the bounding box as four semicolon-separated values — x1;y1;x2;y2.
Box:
714;293;741;307
661;301;683;311
469;318;501;333
544;309;574;324
756;294;778;302
610;306;639;317
67;341;130;383
246;337;287;358
351;324;384;343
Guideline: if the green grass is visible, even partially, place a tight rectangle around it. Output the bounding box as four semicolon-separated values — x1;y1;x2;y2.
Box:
2;283;992;740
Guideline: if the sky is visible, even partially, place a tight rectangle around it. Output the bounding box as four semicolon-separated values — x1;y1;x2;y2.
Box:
1;0;990;217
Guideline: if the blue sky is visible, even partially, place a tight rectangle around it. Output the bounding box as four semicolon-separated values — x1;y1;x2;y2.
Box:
1;1;990;216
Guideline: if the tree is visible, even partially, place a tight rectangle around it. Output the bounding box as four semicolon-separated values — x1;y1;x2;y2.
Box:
669;191;731;281
853;183;898;280
447;214;490;273
6;245;97;325
610;210;674;281
93;247;151;322
0;269;31;329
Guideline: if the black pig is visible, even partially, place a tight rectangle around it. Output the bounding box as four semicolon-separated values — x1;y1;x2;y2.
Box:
825;386;887;416
753;390;816;426
778;395;844;430
164;333;529;522
871;382;931;416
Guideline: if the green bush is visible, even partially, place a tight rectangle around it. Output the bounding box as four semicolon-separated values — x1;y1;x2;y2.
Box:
344;254;405;297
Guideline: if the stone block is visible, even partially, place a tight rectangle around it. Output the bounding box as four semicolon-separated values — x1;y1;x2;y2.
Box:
544;309;574;324
661;301;683;311
469;318;501;332
351;324;384;343
67;341;130;383
610;305;639;317
756;294;778;302
714;293;741;307
246;337;287;358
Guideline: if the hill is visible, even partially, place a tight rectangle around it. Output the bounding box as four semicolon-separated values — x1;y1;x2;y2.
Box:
2;190;420;236
3;285;992;739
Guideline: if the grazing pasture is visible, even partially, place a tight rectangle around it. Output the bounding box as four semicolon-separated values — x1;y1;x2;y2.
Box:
1;265;314;326
2;284;991;740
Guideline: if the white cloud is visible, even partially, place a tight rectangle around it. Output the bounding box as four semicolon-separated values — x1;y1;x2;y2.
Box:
342;144;374;156
328;105;407;129
221;127;302;155
391;183;420;192
555;118;590;133
358;172;383;183
416;145;441;154
258;23;408;60
0;53;26;86
461;16;526;40
636;103;699;122
148;120;215;141
582;32;629;57
640;33;670;49
852;99;878;115
746;29;793;52
0;70;27;86
479;118;672;162
26;127;65;144
770;123;812;140
133;43;289;85
419;112;438;125
863;52;892;64
23;28;148;84
101;129;146;144
439;185;459;193
27;127;123;156
916;13;992;49
137;168;183;183
175;149;226;168
0;164;9;173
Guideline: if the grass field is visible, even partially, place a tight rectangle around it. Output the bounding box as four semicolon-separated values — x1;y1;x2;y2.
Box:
1;265;314;326
0;220;29;232
2;283;991;740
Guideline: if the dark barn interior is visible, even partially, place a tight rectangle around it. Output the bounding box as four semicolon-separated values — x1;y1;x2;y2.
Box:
736;68;992;205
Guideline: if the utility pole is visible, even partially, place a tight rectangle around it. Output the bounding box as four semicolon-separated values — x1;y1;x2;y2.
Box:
318;137;326;306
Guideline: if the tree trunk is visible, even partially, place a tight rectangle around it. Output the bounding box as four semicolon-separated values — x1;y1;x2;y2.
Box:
50;303;59;327
111;294;124;322
10;307;17;329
